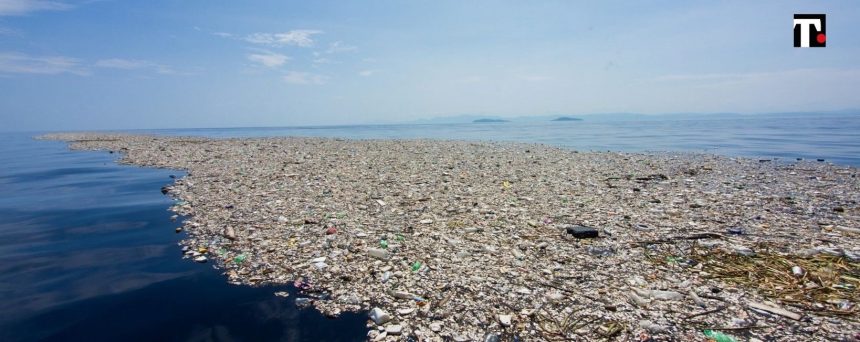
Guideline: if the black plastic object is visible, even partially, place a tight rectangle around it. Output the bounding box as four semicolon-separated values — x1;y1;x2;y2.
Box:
726;227;746;235
566;225;598;239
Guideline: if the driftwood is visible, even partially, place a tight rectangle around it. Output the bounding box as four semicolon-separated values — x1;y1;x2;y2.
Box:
748;301;802;320
634;233;723;246
695;325;772;331
684;305;727;320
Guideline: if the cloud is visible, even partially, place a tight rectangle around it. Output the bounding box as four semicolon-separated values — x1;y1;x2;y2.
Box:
94;58;175;74
244;30;322;47
325;41;356;54
0;52;87;75
0;54;177;76
0;0;73;16
283;71;327;85
94;58;148;69
312;57;335;65
212;32;234;38
247;51;288;68
358;69;377;77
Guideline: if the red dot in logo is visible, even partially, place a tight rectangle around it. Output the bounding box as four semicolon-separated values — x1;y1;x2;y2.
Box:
817;33;826;43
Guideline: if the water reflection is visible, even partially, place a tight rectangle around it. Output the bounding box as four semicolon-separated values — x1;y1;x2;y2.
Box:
5;272;365;342
0;132;366;342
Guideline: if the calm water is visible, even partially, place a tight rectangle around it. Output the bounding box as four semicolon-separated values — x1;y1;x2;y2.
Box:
139;114;860;166
0;133;366;342
1;114;859;341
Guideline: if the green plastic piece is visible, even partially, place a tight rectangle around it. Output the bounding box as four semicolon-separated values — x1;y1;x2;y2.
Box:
234;254;247;263
703;330;737;342
380;240;388;249
411;261;421;272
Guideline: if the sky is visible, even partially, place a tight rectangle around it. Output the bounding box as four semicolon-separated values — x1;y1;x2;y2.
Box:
1;0;859;131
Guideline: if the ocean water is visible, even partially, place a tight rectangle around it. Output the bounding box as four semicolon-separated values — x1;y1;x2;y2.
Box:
143;114;860;166
0;114;858;341
0;133;366;342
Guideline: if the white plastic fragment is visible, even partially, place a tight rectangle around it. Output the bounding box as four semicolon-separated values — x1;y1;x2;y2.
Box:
791;266;805;277
498;314;512;327
650;290;684;301
369;307;392;325
367;248;389;260
638;320;668;333
385;325;402;335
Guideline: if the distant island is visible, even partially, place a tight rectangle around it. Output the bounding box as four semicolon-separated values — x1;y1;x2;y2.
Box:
472;118;509;123
551;116;583;121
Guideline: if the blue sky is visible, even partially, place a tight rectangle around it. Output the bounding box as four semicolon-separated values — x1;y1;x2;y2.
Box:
1;0;859;130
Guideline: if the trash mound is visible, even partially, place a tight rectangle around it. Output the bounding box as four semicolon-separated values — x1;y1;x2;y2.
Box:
40;133;860;341
691;247;859;319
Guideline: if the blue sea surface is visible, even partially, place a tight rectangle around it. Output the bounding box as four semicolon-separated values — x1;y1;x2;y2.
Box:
0;133;366;342
140;114;860;166
0;114;858;341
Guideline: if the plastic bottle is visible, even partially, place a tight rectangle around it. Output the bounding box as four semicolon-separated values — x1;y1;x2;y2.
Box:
234;254;247;263
703;330;737;342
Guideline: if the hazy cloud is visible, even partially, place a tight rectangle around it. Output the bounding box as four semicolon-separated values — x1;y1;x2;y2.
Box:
358;69;376;77
283;71;327;85
312;57;335;65
325;41;356;54
95;58;149;69
95;58;174;74
244;30;322;47
0;0;72;16
0;52;87;75
642;68;860;113
653;68;860;87
247;51;288;68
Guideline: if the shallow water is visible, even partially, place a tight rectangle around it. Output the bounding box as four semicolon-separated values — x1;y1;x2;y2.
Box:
1;114;858;341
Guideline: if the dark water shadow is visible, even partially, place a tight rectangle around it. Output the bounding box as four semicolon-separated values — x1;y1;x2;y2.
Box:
0;133;367;342
2;271;366;342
